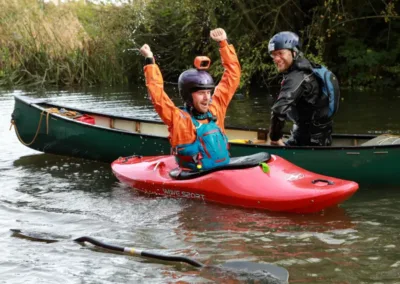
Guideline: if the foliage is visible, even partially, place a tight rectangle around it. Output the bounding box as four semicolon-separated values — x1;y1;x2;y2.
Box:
137;0;400;90
0;0;399;89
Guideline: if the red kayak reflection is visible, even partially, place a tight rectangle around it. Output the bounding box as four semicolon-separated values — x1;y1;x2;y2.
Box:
174;202;356;283
177;202;355;234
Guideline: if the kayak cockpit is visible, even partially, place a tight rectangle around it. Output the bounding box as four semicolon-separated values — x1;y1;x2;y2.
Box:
169;152;271;180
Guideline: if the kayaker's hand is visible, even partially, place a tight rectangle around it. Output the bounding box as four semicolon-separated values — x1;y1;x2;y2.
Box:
210;28;227;42
140;44;153;58
270;139;285;146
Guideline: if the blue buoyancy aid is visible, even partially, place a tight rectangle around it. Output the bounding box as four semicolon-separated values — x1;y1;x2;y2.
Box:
172;111;230;171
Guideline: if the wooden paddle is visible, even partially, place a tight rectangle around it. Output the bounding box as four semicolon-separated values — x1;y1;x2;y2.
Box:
10;229;289;283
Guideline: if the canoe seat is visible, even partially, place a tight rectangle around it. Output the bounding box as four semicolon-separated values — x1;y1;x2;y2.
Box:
169;152;271;180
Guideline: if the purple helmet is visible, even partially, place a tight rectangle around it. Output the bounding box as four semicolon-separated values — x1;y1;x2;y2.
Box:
178;69;215;104
268;31;301;53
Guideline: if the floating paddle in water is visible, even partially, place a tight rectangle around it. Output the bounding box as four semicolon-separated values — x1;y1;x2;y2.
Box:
11;229;288;283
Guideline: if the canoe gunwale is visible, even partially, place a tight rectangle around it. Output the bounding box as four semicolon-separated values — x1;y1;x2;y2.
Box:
13;94;398;150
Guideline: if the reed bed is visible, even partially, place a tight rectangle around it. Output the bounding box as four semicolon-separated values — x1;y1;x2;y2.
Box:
0;0;140;87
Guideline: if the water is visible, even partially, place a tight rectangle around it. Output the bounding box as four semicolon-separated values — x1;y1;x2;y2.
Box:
1;87;399;283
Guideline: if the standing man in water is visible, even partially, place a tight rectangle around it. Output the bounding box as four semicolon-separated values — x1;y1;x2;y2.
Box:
268;31;339;146
139;28;241;171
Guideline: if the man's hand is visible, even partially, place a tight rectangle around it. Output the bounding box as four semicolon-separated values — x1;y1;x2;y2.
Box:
139;44;153;58
270;139;285;146
210;28;227;42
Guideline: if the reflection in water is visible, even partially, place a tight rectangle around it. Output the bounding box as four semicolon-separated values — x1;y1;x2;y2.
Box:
176;203;358;281
178;203;354;233
13;153;115;193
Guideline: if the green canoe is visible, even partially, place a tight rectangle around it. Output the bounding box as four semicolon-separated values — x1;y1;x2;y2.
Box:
11;95;400;185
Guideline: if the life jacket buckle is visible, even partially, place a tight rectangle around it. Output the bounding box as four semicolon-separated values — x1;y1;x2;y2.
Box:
192;153;203;170
192;152;202;163
196;153;203;170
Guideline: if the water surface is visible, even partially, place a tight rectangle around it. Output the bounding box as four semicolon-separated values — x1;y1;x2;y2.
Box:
1;88;399;283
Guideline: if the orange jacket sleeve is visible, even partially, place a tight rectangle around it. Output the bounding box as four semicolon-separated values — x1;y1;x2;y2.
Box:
209;40;241;133
143;64;177;127
144;63;195;146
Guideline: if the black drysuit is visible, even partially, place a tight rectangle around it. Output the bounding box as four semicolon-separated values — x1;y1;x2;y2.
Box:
269;58;333;146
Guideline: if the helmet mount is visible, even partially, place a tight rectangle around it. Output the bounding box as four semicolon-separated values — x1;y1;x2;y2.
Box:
194;56;211;70
178;56;215;105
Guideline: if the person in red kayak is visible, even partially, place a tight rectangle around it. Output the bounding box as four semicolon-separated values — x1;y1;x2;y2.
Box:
139;28;241;172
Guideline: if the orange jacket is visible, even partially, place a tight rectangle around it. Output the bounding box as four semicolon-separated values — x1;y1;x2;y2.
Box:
144;40;241;147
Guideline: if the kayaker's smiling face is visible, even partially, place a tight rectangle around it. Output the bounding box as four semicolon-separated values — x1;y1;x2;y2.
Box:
271;49;294;72
192;90;212;113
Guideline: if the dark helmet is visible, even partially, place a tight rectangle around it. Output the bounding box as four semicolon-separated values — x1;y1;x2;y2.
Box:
178;69;215;104
268;31;301;54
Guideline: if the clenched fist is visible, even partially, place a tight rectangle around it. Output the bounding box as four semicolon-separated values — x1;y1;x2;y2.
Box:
139;44;153;58
210;28;227;42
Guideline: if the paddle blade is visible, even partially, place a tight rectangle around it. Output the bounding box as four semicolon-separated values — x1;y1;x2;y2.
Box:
220;261;289;283
10;229;67;243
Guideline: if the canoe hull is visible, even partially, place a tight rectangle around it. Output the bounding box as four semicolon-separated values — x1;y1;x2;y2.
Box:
11;96;171;161
12;95;400;185
111;155;359;214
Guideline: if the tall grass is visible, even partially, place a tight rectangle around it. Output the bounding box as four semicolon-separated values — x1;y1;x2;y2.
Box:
0;0;142;87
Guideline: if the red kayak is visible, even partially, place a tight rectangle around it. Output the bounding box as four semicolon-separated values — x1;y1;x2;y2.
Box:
111;152;358;214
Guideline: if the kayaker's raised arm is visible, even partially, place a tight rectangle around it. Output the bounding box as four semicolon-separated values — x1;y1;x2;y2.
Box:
140;44;177;127
210;29;241;113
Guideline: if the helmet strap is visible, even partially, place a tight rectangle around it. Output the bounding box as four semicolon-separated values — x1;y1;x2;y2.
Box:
292;47;303;61
291;50;297;61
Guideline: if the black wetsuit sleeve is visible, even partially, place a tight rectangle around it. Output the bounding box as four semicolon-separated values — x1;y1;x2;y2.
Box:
269;72;306;141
